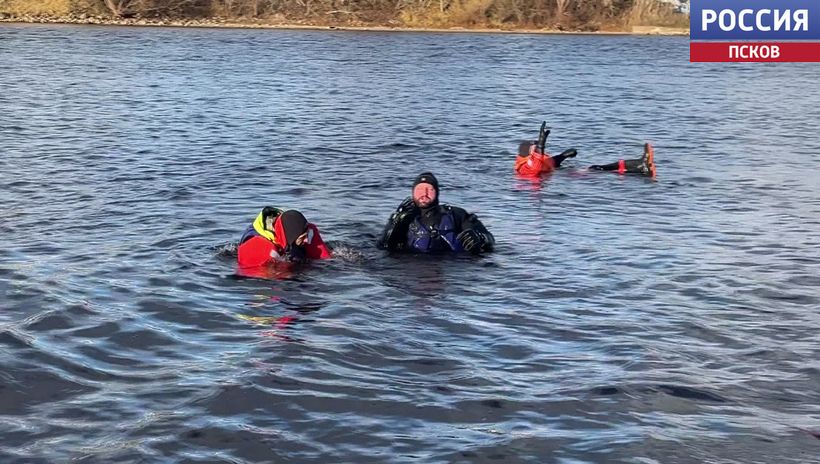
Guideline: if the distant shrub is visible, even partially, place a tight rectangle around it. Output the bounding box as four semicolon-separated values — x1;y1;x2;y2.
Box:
627;0;688;27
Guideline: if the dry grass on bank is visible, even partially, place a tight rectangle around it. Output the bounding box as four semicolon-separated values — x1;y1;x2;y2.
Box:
0;0;689;32
0;0;70;16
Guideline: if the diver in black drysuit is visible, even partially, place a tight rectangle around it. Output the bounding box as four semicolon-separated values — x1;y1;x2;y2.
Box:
377;172;494;255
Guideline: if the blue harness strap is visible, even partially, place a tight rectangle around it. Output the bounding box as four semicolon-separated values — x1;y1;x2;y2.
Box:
406;209;463;253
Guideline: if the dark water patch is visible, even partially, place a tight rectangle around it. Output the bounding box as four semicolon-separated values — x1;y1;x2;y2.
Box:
0;455;50;464
74;344;146;368
655;384;728;403
158;426;314;462
0;329;35;350
108;329;179;350
21;308;79;332
590;386;622;396
0;368;97;414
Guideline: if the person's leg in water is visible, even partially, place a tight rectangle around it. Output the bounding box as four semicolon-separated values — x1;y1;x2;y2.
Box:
589;143;655;177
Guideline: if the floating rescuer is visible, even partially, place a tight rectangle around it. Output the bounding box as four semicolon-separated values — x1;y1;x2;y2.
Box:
514;121;578;177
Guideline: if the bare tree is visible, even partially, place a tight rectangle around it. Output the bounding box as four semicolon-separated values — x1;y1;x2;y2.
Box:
103;0;134;16
554;0;569;17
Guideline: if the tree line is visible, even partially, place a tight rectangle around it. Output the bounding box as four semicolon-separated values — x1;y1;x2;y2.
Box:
1;0;687;29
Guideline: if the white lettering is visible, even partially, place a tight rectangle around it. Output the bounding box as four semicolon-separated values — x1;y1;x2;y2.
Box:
794;10;809;31
756;9;771;31
732;45;780;60
719;10;736;31
739;9;754;32
750;46;760;58
702;9;810;32
774;10;790;31
703;10;718;31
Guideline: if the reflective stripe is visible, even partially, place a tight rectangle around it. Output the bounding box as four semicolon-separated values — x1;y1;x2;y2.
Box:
252;211;277;242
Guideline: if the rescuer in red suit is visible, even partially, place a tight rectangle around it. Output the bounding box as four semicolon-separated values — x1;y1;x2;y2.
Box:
515;121;656;179
237;207;331;268
514;121;578;177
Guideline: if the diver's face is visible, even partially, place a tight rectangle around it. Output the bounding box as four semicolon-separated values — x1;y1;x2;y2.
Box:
413;183;437;208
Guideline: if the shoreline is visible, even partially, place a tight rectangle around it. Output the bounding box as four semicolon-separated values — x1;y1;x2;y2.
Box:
0;16;690;36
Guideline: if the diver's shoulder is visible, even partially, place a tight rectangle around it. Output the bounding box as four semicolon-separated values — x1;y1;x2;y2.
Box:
441;204;468;215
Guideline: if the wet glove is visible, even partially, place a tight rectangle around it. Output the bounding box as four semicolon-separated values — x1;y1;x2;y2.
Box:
397;197;417;214
392;196;419;223
378;197;419;250
457;229;487;254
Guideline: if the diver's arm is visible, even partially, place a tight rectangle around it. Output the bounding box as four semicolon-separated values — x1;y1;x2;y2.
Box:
453;207;495;253
377;197;418;251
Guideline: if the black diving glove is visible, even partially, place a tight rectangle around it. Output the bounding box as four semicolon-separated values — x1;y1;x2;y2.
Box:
397;196;417;214
392;197;419;223
457;229;487;254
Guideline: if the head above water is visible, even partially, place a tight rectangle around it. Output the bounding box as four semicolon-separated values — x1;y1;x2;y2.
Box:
261;207;309;246
262;206;282;231
518;140;537;157
276;210;309;247
412;172;439;209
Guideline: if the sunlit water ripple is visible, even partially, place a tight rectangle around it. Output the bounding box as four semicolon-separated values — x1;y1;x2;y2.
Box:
1;23;818;463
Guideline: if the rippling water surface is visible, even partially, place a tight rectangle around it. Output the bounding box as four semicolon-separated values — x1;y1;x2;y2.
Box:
1;24;819;463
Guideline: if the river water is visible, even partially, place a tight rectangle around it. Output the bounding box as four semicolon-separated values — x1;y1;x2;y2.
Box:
1;24;818;463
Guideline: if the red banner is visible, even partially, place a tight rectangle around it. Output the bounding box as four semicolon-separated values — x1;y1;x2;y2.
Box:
690;42;820;62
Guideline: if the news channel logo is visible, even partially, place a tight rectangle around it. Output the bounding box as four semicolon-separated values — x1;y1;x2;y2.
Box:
689;0;820;62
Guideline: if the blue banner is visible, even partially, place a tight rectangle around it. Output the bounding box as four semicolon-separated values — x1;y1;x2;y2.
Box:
691;0;820;40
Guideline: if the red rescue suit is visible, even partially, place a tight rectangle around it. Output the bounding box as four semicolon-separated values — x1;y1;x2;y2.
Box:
237;210;331;268
514;149;556;177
